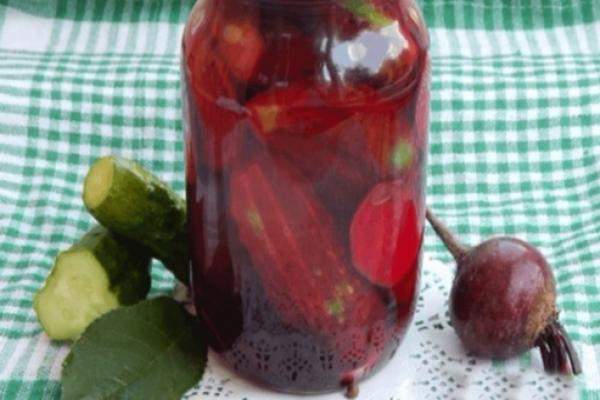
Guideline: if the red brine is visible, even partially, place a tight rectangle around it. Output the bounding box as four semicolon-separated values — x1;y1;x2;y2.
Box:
230;156;386;333
183;0;429;394
350;181;421;287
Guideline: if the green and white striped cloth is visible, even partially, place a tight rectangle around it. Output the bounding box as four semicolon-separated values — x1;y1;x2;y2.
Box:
0;0;598;398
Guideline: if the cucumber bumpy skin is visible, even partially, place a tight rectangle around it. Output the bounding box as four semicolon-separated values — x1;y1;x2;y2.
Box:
83;156;190;283
33;226;151;341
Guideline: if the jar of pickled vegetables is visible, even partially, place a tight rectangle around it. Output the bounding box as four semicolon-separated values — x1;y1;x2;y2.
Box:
182;0;429;394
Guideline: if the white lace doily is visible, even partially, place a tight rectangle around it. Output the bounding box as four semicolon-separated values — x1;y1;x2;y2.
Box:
183;255;577;400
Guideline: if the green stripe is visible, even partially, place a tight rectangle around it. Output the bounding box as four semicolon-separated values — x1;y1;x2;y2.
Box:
166;0;185;51
45;0;67;53
518;353;532;370
0;380;61;400
106;0;127;52
143;0;163;54
124;0;144;54
422;0;600;29
63;0;87;52
2;0;193;22
85;0;108;52
581;390;600;400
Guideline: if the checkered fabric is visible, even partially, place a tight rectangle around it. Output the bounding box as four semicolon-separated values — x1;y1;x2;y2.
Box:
0;1;598;398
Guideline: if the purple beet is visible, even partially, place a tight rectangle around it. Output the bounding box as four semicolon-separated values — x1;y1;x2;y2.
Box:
426;208;581;375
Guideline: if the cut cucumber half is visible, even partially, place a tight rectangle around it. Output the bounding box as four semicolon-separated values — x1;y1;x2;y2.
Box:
83;156;189;283
33;226;151;341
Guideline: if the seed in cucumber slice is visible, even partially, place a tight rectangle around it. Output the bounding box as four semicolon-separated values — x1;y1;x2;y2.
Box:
33;226;151;341
83;156;189;284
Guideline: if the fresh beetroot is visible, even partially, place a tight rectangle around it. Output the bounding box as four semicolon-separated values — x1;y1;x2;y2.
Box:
425;209;582;375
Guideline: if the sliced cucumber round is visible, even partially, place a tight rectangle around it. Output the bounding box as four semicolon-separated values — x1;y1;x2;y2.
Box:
34;226;151;341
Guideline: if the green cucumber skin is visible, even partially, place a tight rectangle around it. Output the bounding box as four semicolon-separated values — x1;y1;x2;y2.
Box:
77;226;152;304
85;157;190;283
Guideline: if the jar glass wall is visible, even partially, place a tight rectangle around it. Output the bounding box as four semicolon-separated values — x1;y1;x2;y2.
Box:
182;0;429;393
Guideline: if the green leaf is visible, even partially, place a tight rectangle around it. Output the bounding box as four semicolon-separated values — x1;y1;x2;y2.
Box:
61;297;207;400
338;0;393;28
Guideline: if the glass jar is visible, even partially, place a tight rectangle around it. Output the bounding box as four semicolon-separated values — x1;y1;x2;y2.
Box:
182;0;429;394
